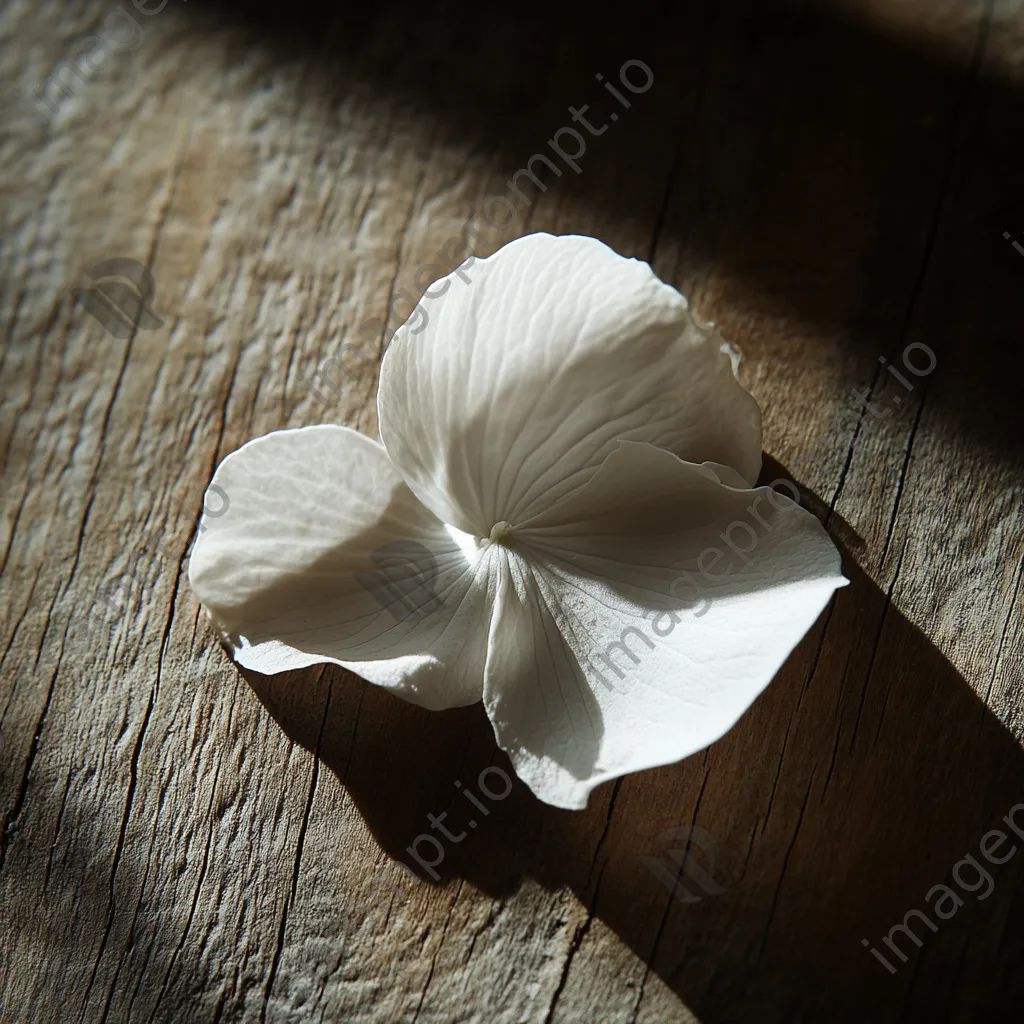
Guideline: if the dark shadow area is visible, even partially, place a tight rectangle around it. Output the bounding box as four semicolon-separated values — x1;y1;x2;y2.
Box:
246;496;1024;1023
189;0;1024;466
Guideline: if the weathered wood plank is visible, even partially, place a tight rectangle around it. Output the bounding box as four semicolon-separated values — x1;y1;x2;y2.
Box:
2;1;1023;1022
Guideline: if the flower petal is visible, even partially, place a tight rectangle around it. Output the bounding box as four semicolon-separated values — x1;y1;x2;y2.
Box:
378;232;761;537
187;425;493;710
482;442;846;809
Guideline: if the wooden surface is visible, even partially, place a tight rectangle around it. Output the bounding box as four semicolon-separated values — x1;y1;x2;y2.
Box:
2;1;1023;1021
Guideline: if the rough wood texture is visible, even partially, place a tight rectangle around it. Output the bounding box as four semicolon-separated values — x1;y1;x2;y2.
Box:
2;1;1023;1021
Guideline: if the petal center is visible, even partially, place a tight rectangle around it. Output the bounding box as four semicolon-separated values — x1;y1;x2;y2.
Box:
488;521;515;545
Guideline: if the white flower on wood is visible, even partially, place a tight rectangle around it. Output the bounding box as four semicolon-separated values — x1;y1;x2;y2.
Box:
188;233;846;809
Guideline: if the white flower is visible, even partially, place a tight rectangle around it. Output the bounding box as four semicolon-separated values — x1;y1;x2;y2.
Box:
189;232;846;809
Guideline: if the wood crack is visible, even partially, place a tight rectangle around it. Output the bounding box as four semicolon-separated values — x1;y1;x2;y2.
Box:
39;767;73;895
541;901;597;1024
142;761;224;1024
258;680;334;1023
75;532;185;1022
0;662;60;874
754;777;814;963
847;538;906;754
982;551;1023;708
625;757;712;1024
409;880;464;1024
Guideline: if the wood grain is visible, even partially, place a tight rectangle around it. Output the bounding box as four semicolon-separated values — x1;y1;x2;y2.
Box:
2;1;1023;1021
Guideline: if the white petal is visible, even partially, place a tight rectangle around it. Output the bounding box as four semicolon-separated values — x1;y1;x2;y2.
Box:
698;461;751;489
482;442;847;809
378;232;762;537
187;425;494;710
